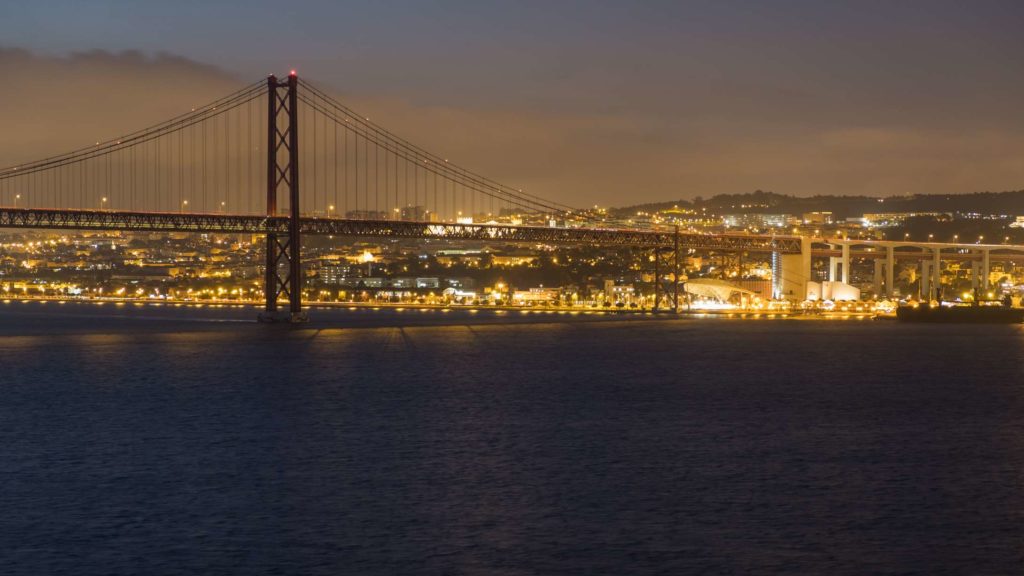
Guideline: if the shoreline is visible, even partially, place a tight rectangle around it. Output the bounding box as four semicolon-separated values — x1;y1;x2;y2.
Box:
0;295;877;320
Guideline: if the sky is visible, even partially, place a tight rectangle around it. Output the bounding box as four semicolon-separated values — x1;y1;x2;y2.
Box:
1;0;1023;206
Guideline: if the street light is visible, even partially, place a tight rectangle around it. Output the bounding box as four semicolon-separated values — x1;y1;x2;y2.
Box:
181;199;189;213
328;204;334;218
100;197;107;210
220;201;226;213
14;194;20;208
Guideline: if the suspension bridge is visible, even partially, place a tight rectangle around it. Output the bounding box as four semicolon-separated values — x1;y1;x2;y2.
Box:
0;72;802;321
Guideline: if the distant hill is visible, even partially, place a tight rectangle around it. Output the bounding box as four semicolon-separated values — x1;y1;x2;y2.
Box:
613;190;1024;219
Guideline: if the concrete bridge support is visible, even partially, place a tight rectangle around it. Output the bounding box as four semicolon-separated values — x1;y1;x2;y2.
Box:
921;260;932;300
841;243;850;285
774;237;812;301
982;249;991;291
827;243;851;284
886;246;895;298
873;259;885;297
871;252;896;298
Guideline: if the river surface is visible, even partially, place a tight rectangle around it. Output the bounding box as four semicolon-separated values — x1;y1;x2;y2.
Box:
2;301;1024;575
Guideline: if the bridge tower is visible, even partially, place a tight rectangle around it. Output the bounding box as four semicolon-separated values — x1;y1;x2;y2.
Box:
652;227;682;313
259;72;307;323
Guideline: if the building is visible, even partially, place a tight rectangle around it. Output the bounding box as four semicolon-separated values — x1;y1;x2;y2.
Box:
345;210;389;220
320;264;352;285
491;251;538;266
400;205;431;221
733;278;772;299
802;211;833;225
513;287;561;303
862;212;950;227
445;277;476;289
434;249;485;267
721;213;790;229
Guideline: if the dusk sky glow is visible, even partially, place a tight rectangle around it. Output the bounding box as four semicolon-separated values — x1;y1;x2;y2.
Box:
2;0;1024;205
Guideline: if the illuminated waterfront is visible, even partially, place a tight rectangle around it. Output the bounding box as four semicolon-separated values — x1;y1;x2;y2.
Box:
0;296;885;323
4;227;1024;320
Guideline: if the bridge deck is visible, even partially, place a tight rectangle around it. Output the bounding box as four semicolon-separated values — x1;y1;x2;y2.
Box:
0;208;804;253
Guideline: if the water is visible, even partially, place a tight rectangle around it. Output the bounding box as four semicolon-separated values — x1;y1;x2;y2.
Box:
3;301;1024;574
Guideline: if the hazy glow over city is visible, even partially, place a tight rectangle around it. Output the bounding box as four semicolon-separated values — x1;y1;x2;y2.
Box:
2;0;1024;206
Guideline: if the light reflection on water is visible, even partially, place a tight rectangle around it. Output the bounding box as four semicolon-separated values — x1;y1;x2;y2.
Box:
2;301;1024;574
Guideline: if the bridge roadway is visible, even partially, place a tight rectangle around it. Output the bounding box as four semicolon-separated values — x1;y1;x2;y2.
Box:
815;248;1024;263
0;208;804;253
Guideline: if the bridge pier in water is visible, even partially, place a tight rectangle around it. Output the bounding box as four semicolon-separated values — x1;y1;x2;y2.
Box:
258;72;307;323
652;227;682;313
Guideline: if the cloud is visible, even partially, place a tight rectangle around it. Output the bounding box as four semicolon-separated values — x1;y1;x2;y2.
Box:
2;47;1023;208
0;48;241;164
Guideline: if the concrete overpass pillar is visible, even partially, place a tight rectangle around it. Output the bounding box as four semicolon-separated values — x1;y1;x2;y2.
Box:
841;243;851;285
829;256;839;282
983;249;990;291
776;236;812;301
932;248;941;300
873;259;885;297
921;260;931;300
886;246;895;298
970;260;980;292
